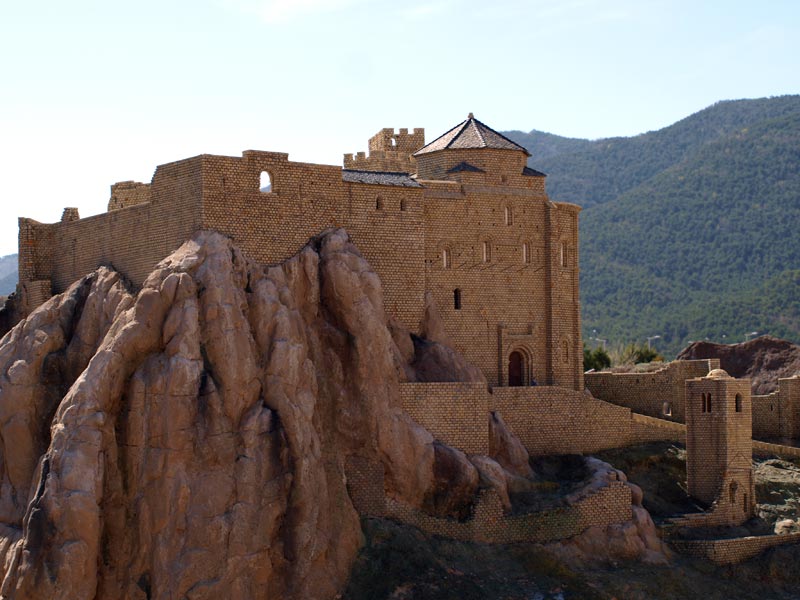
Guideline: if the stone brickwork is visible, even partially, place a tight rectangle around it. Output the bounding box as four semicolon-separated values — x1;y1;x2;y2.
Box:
398;383;682;456
385;482;631;544
630;413;686;444
585;360;720;423
490;387;631;455
671;532;800;565
400;383;489;454
752;376;800;439
685;370;754;526
108;181;152;211
344;127;424;173
344;456;386;517
18;115;583;390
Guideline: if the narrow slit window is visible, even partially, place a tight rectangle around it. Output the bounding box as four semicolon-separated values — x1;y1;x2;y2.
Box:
504;206;512;225
454;288;462;310
442;248;451;269
560;242;567;267
400;198;408;211
482;241;491;263
376;196;384;210
735;393;743;413
522;242;530;264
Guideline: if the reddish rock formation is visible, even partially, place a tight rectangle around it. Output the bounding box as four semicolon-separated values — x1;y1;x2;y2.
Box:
0;230;484;599
677;336;800;394
0;229;665;598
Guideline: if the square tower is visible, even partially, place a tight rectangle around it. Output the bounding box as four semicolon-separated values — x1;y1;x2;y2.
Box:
686;369;754;525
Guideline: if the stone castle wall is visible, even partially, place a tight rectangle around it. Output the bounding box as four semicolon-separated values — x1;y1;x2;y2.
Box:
18;156;204;301
421;163;581;388
345;455;633;545
584;360;720;423
19;128;582;389
399;383;676;457
752;376;800;440
344;127;424;173
671;533;800;565
108;181;152;211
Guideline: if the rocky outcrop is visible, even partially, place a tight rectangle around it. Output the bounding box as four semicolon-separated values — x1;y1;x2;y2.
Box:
0;230;484;600
547;458;668;565
678;336;800;394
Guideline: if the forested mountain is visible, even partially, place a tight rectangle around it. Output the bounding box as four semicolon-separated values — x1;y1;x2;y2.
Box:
505;96;800;358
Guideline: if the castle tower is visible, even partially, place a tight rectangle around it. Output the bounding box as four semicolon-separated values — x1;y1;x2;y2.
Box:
686;369;755;525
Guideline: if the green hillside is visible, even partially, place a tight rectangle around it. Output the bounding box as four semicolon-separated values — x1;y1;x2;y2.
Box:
506;96;800;358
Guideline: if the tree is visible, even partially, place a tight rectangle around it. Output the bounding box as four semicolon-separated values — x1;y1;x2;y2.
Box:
583;343;611;371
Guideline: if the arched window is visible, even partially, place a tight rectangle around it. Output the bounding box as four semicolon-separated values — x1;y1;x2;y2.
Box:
522;242;530;264
482;241;491;263
442;248;451;269
400;198;409;211
376;196;384;210
504;206;512;225
729;481;738;504
735;393;743;412
662;402;672;417
453;288;462;310
260;171;272;193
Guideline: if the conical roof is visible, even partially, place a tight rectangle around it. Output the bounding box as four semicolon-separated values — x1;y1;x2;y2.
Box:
414;113;530;156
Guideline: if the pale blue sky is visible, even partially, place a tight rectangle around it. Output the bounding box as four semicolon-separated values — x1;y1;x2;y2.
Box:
1;0;798;255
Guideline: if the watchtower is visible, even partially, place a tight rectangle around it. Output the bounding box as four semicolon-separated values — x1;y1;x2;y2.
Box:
686;369;754;525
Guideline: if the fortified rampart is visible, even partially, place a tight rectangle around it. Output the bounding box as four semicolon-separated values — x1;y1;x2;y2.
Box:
584;360;720;422
586;364;800;443
399;383;682;457
17;115;583;390
751;375;800;440
345;455;633;545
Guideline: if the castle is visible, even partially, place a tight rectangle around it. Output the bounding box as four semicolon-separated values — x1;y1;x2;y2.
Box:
17;114;581;392
13;115;800;563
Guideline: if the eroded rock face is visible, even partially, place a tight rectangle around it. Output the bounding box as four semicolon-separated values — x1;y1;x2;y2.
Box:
678;336;800;394
0;230;481;600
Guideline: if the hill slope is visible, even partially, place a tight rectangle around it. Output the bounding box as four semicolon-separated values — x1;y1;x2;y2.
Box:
0;254;16;295
506;96;800;357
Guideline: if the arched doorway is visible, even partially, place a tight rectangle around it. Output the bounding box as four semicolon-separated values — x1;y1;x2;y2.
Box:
508;351;524;386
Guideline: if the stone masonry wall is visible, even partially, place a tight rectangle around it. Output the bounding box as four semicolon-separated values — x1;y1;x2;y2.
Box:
46;157;204;294
199;151;426;331
19;128;581;387
344;127;424;174
385;482;631;544
108;181;152;211
671;532;800;565
422;172;581;389
400;383;489;454
490;387;632;455
585;360;719;423
752;376;800;440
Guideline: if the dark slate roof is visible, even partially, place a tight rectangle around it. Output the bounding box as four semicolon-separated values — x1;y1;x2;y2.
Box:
447;161;485;174
414;113;531;157
522;166;547;177
342;170;422;187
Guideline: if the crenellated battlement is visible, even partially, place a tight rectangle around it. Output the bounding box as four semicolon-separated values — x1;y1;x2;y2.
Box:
108;181;152;211
344;127;425;173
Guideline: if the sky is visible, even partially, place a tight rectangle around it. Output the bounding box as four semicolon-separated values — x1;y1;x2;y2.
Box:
1;0;798;256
